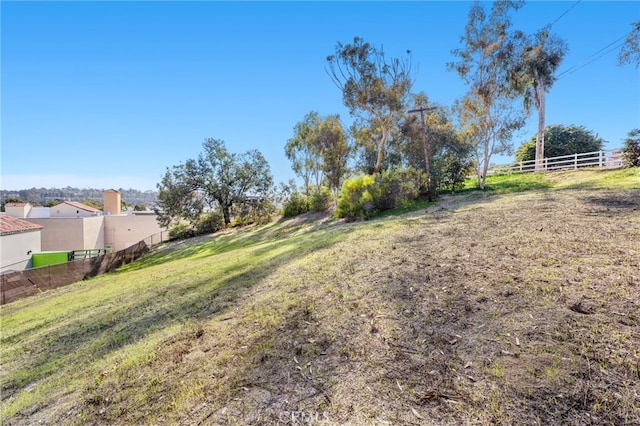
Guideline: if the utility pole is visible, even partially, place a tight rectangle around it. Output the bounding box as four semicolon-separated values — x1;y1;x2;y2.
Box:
408;106;437;201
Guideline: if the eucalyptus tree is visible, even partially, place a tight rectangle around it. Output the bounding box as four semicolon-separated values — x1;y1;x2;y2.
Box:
618;21;640;68
156;138;273;228
285;111;349;195
507;27;568;171
448;0;525;188
401;93;465;199
326;36;413;174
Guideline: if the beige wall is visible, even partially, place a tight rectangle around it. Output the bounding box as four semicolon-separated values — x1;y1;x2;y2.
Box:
83;216;106;250
51;203;99;218
0;230;42;272
26;217;104;251
103;190;121;215
5;204;32;218
11;214;163;255
104;214;164;251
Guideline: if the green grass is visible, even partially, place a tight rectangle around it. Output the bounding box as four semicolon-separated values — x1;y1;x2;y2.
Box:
547;167;640;189
462;167;639;193
0;218;348;422
1;167;638;425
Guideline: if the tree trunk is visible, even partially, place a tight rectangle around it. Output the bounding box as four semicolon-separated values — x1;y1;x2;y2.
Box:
421;127;433;201
222;204;231;226
534;78;546;172
372;128;388;174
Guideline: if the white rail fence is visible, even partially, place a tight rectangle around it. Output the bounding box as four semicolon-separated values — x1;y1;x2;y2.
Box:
487;149;623;175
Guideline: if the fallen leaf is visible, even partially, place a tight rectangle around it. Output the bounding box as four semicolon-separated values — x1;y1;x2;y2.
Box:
410;407;424;419
444;336;458;345
419;391;437;401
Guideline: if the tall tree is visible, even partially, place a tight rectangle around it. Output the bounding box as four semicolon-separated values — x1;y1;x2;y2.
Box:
326;37;413;174
156;138;273;228
316;114;350;195
285;111;350;195
155;161;206;229
507;27;568;171
448;0;525;188
515;124;605;163
618;21;640;68
285;113;320;194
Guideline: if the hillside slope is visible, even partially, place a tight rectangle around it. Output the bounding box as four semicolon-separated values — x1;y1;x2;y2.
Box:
2;169;639;425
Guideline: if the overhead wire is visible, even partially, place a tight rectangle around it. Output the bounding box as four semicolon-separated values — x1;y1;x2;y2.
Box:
556;34;629;79
548;0;582;28
541;0;635;80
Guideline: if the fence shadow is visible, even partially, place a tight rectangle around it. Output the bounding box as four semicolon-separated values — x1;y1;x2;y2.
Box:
1;242;150;305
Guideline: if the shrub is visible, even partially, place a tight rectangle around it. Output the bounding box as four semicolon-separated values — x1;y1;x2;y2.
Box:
336;168;428;221
195;212;225;235
282;192;310;218
374;168;427;211
168;223;195;240
231;199;276;227
621;129;640;167
335;175;377;221
309;186;332;212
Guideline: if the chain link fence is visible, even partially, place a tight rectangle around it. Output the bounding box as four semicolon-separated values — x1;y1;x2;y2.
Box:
1;241;150;305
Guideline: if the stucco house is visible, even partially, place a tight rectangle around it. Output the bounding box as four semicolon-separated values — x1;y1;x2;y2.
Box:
2;191;166;261
50;201;102;218
4;202;32;218
0;215;43;273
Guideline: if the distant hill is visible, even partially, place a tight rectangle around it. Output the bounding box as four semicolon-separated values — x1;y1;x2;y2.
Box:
0;187;158;208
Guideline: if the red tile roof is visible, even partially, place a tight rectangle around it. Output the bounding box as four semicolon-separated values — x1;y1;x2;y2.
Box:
0;215;43;236
5;203;30;208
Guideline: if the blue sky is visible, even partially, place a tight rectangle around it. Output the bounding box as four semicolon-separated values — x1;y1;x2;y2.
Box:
2;1;638;191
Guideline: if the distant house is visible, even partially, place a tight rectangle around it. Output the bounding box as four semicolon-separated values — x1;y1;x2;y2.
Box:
0;215;43;273
2;191;166;253
607;149;623;167
50;201;102;218
4;202;33;218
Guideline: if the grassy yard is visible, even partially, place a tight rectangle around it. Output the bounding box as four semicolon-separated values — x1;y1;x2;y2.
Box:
1;167;639;425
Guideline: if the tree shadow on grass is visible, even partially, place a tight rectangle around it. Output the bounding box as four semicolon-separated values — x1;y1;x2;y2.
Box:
580;190;640;212
0;223;352;410
122;214;344;272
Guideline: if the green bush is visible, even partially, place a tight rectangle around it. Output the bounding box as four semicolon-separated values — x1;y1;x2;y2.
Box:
231;199;276;227
621;129;640;167
335;174;377;221
282;192;310;218
168;223;196;240
309;186;332;212
374;168;426;210
336;168;428;221
195;212;225;235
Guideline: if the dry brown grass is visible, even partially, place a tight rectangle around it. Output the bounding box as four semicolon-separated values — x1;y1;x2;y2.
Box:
3;176;639;425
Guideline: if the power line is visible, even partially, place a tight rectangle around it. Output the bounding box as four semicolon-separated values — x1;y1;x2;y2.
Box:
548;0;582;28
556;33;628;79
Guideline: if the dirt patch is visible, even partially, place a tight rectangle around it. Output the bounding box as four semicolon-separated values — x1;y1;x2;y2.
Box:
177;188;639;425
